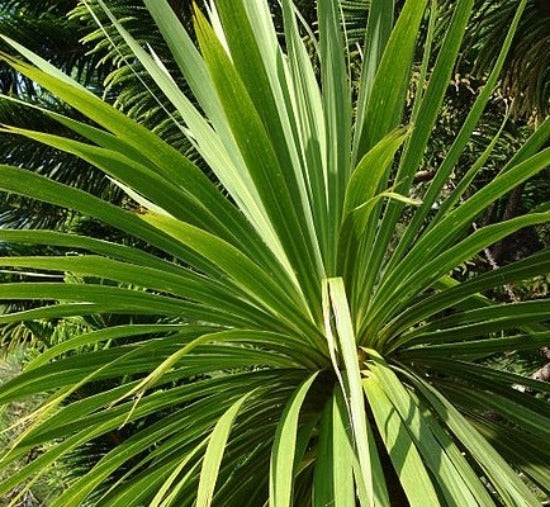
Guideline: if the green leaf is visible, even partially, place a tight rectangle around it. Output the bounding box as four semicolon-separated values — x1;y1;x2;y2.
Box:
355;0;426;157
374;0;475;272
0;42;236;223
196;392;252;507
415;359;550;396
142;212;323;348
313;391;356;507
390;0;530;261
344;127;411;214
0;255;276;331
318;0;353;272
383;248;550;341
193;6;325;310
433;107;511;220
400;331;550;359
324;278;375;507
403;300;550;346
92;0;294;280
0;164;204;269
26;324;186;370
440;383;550;442
279;0;330;270
362;378;440;507
269;373;318;507
1;125;212;232
474;420;550;495
364;350;478;506
353;0;395;163
369;210;550;339
404;369;541;505
0;229;186;275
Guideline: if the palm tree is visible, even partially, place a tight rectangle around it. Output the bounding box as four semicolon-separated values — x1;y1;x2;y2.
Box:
0;0;549;504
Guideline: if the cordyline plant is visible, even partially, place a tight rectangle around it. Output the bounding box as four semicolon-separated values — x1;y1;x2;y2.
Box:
0;0;549;505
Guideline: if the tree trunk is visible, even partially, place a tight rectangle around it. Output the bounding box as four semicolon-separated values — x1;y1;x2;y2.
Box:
533;347;550;383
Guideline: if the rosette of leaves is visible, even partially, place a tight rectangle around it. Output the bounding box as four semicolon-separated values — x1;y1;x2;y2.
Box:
0;0;549;505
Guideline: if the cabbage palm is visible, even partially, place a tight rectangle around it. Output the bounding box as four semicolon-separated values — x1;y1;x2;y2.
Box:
0;0;550;505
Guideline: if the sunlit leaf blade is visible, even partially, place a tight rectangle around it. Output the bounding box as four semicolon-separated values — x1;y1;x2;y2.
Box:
313;391;356;507
364;350;482;506
324;278;375;507
403;369;541;505
196;393;251;507
363;378;440;507
353;0;394;163
391;0;531;260
355;0;426;157
193;6;324;310
373;0;475;274
269;373;318;507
